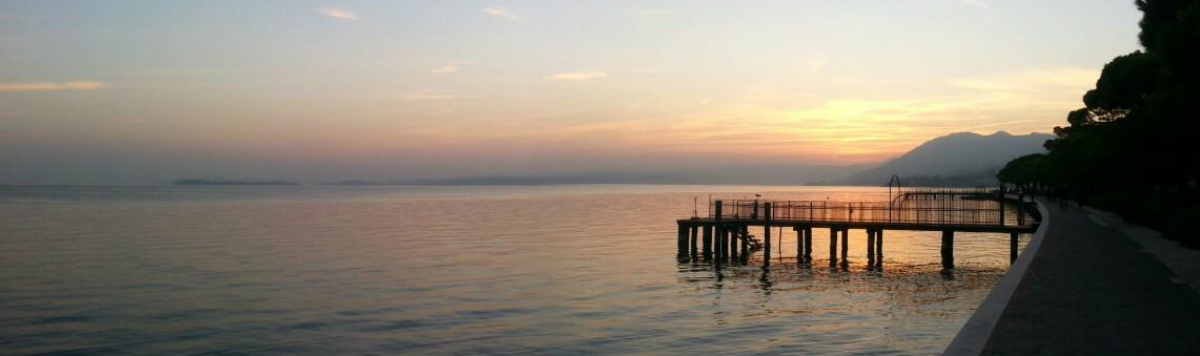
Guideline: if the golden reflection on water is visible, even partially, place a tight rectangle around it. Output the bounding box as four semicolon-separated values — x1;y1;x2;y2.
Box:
0;185;1027;355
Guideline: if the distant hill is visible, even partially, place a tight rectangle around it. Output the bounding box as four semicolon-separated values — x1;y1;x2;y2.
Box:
173;179;299;186
840;131;1053;186
329;165;868;186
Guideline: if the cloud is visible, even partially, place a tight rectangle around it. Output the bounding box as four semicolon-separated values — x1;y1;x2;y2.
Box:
321;8;362;21
483;6;521;21
403;92;462;101
431;66;459;74
947;67;1098;92
547;71;608;81
0;82;105;92
957;0;990;9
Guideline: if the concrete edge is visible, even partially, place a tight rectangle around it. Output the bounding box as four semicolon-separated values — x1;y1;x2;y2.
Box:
1084;207;1200;295
942;198;1050;356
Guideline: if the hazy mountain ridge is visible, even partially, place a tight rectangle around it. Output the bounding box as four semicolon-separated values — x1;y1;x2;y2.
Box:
841;131;1052;186
183;132;1050;187
331;165;870;186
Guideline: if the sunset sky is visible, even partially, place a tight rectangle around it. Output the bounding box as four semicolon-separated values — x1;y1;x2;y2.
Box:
1;0;1141;184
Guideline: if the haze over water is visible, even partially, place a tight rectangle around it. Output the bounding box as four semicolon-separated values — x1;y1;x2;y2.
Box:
0;185;1028;355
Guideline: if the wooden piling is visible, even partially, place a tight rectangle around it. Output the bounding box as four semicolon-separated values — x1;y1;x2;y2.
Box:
879;230;886;266
829;228;838;265
942;230;955;269
840;228;848;260
677;224;688;257
714;226;722;263
690;225;699;258
763;203;772;268
805;227;813;261
702;224;713;260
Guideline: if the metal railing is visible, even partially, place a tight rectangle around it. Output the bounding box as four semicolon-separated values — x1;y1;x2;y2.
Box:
708;188;1010;226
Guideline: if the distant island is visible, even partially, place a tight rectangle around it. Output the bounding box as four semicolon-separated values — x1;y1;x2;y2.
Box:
172;179;299;186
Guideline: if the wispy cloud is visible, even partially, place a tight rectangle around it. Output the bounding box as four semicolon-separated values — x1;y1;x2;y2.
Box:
403;92;462;101
483;6;521;21
431;66;459;74
947;67;1098;92
0;82;105;92
547;71;607;81
321;8;362;21
957;0;990;9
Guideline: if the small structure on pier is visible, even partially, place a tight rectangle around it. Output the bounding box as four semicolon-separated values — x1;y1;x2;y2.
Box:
676;186;1038;270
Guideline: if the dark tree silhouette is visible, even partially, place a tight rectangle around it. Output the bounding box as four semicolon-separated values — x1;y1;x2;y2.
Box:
1003;0;1200;246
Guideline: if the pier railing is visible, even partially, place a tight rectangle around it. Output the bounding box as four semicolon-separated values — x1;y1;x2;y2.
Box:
708;188;1009;226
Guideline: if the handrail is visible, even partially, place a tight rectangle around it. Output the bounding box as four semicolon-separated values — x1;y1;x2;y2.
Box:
707;188;1018;226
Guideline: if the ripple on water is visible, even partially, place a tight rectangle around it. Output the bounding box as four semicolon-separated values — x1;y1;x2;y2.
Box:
0;185;1025;355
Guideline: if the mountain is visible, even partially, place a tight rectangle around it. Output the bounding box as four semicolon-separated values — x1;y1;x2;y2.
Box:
173;179;299;186
330;165;868;186
841;131;1053;186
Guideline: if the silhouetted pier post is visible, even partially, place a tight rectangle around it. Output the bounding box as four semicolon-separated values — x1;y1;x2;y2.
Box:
840;228;848;260
941;230;955;269
804;227;813;261
1010;232;1019;263
702;224;713;260
762;203;772;268
677;223;688;257
829;228;838;266
715;225;724;262
690;225;699;258
714;226;722;264
720;227;728;262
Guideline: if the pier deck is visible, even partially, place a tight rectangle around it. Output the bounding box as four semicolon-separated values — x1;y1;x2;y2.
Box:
677;217;1036;234
674;188;1040;269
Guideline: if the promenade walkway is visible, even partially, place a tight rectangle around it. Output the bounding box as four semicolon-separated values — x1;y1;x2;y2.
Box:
979;198;1200;355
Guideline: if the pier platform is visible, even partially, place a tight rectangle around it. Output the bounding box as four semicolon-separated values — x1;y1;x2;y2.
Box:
674;188;1040;269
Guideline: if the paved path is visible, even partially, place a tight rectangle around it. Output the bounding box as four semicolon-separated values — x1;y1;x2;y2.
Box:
980;198;1200;355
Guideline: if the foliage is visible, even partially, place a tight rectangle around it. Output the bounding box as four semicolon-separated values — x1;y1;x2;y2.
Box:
1002;0;1200;245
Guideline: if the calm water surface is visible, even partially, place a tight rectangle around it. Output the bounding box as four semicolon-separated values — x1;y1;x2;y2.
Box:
0;185;1028;355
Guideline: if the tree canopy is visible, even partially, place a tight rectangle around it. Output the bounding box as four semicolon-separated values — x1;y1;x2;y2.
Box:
1002;0;1200;245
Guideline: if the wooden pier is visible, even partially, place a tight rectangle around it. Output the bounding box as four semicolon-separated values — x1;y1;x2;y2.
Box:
676;187;1039;269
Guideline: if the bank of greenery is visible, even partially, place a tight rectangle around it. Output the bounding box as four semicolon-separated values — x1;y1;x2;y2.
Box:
998;0;1200;247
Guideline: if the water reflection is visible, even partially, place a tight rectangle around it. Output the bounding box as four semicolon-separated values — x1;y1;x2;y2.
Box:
1;185;1024;356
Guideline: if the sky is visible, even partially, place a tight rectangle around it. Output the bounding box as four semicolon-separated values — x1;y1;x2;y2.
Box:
0;0;1143;185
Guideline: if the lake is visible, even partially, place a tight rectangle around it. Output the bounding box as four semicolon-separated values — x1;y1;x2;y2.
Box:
0;185;1027;355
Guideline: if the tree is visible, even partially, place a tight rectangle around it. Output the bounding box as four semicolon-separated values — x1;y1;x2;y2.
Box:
1003;0;1200;245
